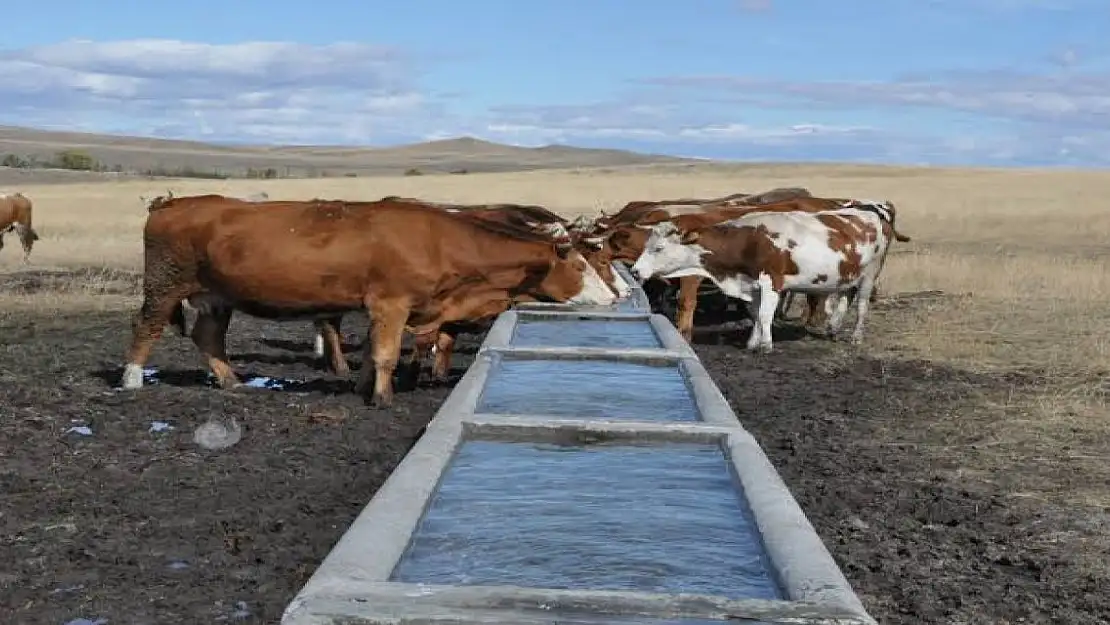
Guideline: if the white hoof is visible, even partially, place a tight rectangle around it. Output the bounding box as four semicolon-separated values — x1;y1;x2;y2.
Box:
121;363;145;390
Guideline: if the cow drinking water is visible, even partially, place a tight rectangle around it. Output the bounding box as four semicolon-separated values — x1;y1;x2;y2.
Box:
629;199;907;352
121;195;615;407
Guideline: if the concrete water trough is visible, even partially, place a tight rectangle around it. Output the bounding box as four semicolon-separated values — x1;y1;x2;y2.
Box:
281;262;876;625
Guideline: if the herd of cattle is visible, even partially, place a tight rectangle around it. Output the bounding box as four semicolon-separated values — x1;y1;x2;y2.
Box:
1;186;911;407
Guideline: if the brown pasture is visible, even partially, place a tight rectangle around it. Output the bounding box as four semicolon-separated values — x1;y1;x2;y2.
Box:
2;159;1108;624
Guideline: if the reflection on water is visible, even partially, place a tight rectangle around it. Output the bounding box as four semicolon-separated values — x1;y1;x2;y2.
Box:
477;360;698;421
391;441;781;600
512;319;662;349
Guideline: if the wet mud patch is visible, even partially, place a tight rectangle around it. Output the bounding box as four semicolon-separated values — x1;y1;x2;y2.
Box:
0;309;478;624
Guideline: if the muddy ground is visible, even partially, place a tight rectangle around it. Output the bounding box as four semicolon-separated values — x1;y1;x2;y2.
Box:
1;284;1107;624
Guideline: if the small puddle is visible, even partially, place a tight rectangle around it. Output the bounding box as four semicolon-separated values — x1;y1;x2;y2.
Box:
477;359;698;421
512;318;661;349
113;367;302;392
391;441;781;600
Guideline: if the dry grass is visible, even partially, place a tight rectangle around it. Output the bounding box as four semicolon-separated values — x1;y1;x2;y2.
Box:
3;159;1110;510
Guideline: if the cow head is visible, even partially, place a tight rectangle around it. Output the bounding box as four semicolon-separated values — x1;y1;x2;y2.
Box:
841;198;911;243
571;231;631;299
538;245;618;306
605;215;673;262
629;221;709;282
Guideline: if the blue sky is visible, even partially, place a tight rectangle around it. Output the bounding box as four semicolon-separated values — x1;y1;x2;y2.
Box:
2;0;1108;167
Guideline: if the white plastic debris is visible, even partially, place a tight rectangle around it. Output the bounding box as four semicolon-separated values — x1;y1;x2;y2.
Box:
65;425;93;436
149;421;174;433
193;418;243;450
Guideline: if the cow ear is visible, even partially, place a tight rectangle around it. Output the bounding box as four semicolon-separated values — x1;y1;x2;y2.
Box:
680;230;700;244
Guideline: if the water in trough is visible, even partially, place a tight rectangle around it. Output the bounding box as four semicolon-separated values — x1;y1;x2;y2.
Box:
476;359;699;421
391;440;781;600
511;317;662;349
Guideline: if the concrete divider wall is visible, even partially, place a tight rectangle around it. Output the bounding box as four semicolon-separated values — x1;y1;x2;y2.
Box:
281;263;877;625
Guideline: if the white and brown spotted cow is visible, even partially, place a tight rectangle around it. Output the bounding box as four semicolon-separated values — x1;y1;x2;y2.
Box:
629;199;907;352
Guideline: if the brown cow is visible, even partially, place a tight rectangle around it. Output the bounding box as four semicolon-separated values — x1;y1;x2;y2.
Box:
630;199;909;351
308;197;630;380
0;192;39;263
167;194;628;378
381;195;628;297
121;195;615;406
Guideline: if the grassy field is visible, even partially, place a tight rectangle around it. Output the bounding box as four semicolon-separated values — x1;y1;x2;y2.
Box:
2;158;1108;623
9;159;1110;483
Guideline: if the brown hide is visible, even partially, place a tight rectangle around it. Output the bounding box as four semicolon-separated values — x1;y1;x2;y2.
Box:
0;192;39;261
127;196;598;406
378;195;618;292
597;186;812;231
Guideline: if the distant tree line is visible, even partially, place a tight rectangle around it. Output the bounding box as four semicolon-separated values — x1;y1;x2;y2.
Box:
0;148;351;180
0;147;478;179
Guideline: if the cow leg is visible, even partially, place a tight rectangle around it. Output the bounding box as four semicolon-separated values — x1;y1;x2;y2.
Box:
315;316;349;375
431;331;457;383
191;305;240;388
356;299;410;408
752;276;780;354
403;331;436;390
775;291;794;320
849;276;878;345
802;294;828;328
797;294;812;326
122;287;195;389
675;275;701;342
743;297;762;351
824;292;852;340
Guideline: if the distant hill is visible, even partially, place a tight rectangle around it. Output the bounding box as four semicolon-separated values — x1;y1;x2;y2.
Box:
0;125;697;184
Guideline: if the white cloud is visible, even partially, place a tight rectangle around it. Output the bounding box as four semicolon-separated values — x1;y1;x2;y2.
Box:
0;38;1108;166
642;70;1110;129
0;39;436;144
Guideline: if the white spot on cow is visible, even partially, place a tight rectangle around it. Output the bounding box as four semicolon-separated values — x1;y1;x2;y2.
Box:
566;253;618;306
